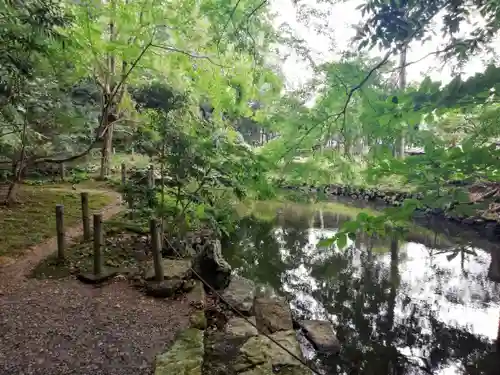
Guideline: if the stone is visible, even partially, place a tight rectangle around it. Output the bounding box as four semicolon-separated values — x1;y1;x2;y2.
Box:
187;281;206;310
234;330;306;373
225;317;258;339
221;275;255;314
193;240;231;290
253;297;293;334
299;320;340;354
190;310;207;330
145;279;184;298
77;268;118;284
155;328;204;375
182;279;196;292
145;259;192;281
203;330;248;375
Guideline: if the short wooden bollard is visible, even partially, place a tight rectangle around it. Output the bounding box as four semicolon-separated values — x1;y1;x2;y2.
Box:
81;192;91;241
55;204;65;260
148;165;155;188
128;198;134;219
93;213;103;276
121;162;126;185
77;212;118;284
59;163;65;182
150;218;164;281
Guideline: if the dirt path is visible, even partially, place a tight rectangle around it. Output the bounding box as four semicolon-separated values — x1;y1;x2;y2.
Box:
0;188;193;375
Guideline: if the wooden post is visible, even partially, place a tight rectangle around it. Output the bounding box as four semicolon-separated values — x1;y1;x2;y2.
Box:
55;204;65;260
128;198;134;220
59;163;65;182
148;165;155;188
81;192;90;241
93;213;103;276
121;162;126;185
150;218;164;281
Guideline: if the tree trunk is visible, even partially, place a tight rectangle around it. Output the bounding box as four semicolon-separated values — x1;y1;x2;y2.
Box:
99;3;117;179
99;121;114;179
397;47;407;159
5;118;29;205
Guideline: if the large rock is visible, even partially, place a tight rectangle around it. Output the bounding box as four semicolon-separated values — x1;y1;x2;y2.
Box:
145;259;192;281
145;279;184;298
253;297;293;334
234;330;308;374
299;320;340;354
155;328;204;375
225;317;259;339
222;275;255;314
193;240;232;290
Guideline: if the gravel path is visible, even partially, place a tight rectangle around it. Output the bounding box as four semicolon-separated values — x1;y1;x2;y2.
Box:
0;279;193;375
0;190;193;375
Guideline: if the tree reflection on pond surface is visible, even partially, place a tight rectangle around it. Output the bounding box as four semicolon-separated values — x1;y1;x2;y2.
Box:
222;204;500;375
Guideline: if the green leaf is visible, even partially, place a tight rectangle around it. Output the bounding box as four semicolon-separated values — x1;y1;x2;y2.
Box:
336;232;347;249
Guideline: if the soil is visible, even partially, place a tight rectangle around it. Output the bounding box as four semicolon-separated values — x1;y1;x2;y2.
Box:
0;190;193;375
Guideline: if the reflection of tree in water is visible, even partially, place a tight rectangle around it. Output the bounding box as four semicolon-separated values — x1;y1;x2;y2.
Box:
222;215;291;293
223;210;500;375
309;244;498;375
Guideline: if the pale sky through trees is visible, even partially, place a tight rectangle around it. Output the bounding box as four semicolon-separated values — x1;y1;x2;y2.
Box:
271;0;500;89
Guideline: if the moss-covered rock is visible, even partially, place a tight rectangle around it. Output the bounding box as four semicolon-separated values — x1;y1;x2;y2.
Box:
234;330;308;374
155;328;204;375
190;310;207;330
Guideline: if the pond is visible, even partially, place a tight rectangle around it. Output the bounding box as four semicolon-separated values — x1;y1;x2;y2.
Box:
222;202;500;375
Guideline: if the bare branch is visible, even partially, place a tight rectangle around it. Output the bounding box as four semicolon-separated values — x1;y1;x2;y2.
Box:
150;44;228;67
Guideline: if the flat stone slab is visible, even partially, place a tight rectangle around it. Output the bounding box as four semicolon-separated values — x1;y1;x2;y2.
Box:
225;317;258;339
222;275;255;314
145;258;192;281
234;330;308;374
77;268;118;284
145;279;184;298
299;320;340;354
253;297;293;334
202;330;249;375
155;328;204;375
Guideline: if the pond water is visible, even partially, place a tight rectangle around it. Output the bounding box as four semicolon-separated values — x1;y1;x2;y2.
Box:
222;203;500;375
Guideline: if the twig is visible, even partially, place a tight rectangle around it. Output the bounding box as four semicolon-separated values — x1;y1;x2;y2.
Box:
150;44;228;68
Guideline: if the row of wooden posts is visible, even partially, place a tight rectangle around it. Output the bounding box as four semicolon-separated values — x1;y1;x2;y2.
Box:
54;191;164;280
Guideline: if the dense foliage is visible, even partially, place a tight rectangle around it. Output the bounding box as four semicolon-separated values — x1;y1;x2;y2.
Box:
1;0;500;239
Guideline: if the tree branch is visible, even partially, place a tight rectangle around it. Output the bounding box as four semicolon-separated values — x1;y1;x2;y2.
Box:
150;44;228;68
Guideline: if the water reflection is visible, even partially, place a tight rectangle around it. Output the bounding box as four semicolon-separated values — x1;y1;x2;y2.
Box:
222;204;500;375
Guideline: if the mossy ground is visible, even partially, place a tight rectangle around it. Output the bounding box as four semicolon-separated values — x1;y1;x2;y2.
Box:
0;183;114;258
31;216;150;279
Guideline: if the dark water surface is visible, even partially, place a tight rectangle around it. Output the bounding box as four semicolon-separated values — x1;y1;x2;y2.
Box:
222;204;500;375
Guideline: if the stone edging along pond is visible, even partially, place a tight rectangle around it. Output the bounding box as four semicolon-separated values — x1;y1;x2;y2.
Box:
280;183;500;242
150;239;339;375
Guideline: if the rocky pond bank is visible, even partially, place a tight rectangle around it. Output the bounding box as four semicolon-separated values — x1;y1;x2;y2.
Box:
32;222;341;374
282;183;500;241
146;239;340;375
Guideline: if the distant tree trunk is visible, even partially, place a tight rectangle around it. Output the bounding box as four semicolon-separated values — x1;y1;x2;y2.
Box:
99;1;117;179
4;119;28;205
396;47;407;159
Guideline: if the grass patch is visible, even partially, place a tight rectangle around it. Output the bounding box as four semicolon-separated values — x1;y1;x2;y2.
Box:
0;185;114;257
